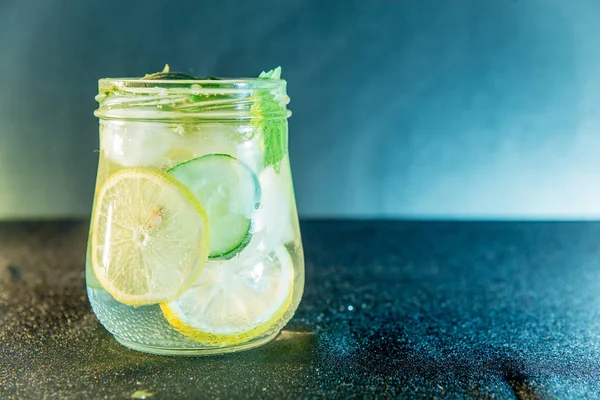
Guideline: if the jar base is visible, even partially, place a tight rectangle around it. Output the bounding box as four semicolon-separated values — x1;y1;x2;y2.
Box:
114;331;280;356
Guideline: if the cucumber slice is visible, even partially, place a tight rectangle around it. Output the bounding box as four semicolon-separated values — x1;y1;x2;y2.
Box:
169;154;259;258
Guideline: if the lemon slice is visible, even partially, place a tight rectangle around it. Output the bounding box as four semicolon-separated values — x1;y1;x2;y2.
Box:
161;246;294;346
91;168;210;306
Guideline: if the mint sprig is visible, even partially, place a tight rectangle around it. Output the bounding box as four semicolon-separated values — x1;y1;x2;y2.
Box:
255;67;286;172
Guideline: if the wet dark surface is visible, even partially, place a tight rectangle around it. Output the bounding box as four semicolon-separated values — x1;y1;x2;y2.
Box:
2;220;600;399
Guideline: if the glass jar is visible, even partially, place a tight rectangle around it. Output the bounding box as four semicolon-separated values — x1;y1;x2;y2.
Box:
86;75;304;355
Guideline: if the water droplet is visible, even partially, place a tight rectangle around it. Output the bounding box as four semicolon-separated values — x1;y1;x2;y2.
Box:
131;389;153;399
347;305;354;311
191;84;202;95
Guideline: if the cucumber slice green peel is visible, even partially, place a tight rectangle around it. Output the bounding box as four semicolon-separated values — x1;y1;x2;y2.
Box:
168;154;260;259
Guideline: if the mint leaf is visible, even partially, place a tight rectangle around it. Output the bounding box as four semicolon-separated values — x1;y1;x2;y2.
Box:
262;118;286;171
258;66;282;80
254;67;286;171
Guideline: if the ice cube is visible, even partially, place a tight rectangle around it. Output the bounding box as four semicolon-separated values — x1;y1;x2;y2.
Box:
180;123;238;158
100;121;176;168
250;162;295;252
178;123;262;171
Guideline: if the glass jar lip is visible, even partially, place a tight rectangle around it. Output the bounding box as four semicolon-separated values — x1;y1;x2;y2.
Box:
96;77;290;121
99;77;286;89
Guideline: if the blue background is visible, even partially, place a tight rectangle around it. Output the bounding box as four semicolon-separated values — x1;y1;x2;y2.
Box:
1;0;600;219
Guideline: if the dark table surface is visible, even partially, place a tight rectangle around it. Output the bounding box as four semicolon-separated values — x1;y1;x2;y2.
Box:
2;220;600;399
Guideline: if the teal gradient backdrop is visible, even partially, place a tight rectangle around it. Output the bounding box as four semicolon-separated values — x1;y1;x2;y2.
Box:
1;0;600;219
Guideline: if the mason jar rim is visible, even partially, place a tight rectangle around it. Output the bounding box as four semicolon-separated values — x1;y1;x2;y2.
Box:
95;77;290;121
99;77;286;89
